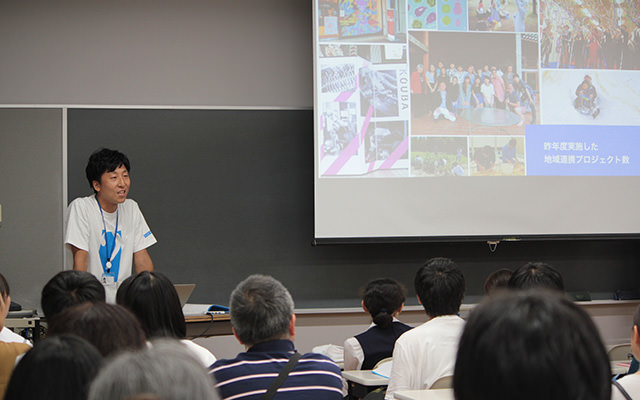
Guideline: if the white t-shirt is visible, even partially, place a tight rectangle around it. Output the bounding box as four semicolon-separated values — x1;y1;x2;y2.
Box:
65;195;157;302
181;339;217;368
0;326;32;346
612;374;640;400
384;315;465;400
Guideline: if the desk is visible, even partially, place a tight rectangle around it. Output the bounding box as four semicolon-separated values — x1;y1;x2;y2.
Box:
6;310;41;343
394;389;454;400
612;361;631;376
185;314;231;338
343;370;389;399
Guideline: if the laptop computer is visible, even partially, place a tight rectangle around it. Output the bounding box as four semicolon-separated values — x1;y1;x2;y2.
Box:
174;284;196;308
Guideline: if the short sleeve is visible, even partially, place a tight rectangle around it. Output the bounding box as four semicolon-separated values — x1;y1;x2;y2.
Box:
343;337;364;370
131;201;157;253
65;199;90;251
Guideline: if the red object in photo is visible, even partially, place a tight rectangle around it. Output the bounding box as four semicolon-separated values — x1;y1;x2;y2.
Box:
387;10;395;36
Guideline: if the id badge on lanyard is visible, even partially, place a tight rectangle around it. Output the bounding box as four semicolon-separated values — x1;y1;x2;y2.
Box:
97;197;118;287
102;272;116;287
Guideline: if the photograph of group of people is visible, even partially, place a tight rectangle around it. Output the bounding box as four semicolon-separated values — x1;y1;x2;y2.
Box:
410;31;539;136
540;0;640;69
469;0;539;32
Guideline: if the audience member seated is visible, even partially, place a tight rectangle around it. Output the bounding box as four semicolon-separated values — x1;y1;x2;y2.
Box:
88;338;220;400
47;302;145;357
0;273;31;346
41;270;105;320
209;274;344;399
343;278;412;370
116;271;216;367
612;304;640;400
4;334;103;400
0;295;30;398
454;290;611;400
483;268;512;296
385;258;466;399
508;262;564;291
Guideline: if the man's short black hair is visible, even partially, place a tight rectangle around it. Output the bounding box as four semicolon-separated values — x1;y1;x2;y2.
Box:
85;148;130;193
414;257;465;317
508;262;564;292
41;271;106;320
454;290;611;400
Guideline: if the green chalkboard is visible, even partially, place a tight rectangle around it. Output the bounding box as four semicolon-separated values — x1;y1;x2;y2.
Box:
67;108;640;307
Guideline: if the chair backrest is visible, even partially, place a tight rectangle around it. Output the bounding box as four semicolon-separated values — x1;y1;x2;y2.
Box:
430;375;454;389
608;343;633;362
373;357;393;370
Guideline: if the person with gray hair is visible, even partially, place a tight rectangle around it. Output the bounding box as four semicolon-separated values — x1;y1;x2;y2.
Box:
88;339;220;400
209;274;344;400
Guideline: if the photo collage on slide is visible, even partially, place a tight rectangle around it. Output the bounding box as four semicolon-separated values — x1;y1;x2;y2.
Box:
315;0;640;178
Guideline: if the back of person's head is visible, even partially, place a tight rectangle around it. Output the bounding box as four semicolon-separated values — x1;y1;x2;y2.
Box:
47;302;145;357
4;334;103;400
454;290;610;400
85;148;130;192
483;268;513;296
230;274;294;346
41;270;105;320
414;257;465;317
116;271;186;339
88;339;220;400
361;278;406;329
508;262;564;291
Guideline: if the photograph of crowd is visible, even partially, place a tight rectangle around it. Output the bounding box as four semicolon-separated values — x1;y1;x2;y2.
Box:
540;0;640;70
410;31;539;136
469;0;538;32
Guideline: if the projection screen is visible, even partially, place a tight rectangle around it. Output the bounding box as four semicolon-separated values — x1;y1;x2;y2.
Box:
313;0;640;240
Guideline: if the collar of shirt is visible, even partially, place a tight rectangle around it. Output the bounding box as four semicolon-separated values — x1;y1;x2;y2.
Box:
247;339;296;354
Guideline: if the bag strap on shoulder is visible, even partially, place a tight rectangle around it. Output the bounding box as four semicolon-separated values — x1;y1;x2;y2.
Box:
261;352;303;400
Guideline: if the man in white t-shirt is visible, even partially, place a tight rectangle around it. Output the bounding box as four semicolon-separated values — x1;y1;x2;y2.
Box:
385;257;466;399
65;148;157;302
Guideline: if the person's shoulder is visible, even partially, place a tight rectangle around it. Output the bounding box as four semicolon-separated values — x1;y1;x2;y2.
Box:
395;321;426;343
613;374;640;399
209;355;243;373
0;341;30;358
122;198;140;208
120;198;144;214
68;195;96;209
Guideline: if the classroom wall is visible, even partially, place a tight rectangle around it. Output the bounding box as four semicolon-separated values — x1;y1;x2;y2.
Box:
0;109;64;310
0;0;312;108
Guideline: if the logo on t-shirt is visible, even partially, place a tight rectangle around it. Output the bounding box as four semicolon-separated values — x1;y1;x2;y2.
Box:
99;229;122;281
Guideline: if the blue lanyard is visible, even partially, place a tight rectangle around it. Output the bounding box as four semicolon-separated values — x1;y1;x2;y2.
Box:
96;196;118;273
